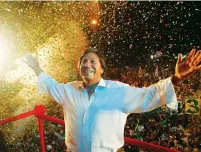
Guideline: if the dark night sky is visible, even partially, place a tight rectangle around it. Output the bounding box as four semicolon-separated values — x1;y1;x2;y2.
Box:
88;2;201;69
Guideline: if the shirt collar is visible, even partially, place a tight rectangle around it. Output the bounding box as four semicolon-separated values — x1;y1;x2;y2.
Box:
78;78;106;90
98;78;106;87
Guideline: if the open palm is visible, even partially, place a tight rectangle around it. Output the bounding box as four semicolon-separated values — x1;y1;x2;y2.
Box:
22;53;39;69
175;49;201;82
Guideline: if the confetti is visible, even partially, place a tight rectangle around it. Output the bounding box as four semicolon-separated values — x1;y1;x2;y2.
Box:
0;1;201;150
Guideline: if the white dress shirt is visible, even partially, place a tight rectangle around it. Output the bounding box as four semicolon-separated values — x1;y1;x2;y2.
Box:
37;72;177;152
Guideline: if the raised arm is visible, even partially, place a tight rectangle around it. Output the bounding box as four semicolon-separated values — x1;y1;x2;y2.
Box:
22;53;43;75
22;52;67;105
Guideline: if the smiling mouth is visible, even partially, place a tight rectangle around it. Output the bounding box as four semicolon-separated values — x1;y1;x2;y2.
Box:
83;69;94;74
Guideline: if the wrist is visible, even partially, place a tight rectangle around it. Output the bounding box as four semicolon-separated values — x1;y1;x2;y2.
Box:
171;74;181;86
33;66;43;75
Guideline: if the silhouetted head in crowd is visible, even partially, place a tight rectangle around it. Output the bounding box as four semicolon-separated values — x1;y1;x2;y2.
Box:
0;131;8;152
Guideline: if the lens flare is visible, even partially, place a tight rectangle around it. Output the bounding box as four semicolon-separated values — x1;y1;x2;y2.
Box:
0;35;10;69
91;19;97;25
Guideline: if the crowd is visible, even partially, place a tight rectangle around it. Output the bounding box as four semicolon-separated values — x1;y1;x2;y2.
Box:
115;65;201;152
1;64;201;152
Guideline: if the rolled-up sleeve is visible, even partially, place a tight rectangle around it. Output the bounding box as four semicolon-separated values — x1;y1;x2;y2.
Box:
122;77;177;114
37;72;66;105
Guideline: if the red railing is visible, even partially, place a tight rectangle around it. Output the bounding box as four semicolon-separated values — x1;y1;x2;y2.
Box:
0;105;179;152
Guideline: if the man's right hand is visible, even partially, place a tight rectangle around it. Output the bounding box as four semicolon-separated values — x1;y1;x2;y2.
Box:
22;53;43;75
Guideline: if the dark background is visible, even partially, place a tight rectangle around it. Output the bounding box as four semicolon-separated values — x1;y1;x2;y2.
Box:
87;2;201;70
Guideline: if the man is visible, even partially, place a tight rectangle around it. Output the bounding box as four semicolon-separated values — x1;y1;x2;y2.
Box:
23;48;201;152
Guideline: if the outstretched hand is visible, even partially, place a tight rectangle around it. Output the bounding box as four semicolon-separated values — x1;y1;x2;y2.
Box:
22;53;39;69
22;52;43;75
174;49;201;83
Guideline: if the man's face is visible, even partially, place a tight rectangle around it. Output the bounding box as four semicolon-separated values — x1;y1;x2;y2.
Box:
79;52;103;83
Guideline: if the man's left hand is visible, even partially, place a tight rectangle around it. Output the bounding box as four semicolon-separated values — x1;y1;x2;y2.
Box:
174;49;201;84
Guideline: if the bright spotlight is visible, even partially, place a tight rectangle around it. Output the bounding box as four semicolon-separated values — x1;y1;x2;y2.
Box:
0;33;14;70
91;19;97;25
0;35;9;68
